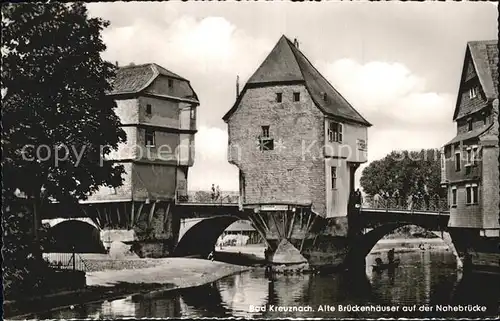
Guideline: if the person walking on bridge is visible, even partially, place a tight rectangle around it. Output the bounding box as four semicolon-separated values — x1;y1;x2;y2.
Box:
387;248;395;264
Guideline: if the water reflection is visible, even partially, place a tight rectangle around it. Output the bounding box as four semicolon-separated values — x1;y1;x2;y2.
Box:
30;251;499;319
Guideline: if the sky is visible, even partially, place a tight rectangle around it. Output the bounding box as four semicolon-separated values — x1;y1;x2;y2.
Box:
87;1;498;192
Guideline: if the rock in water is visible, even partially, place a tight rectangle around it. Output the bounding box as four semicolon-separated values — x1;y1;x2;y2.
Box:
269;239;308;265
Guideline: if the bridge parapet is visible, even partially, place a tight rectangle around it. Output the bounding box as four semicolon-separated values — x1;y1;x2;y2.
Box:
176;194;239;205
362;195;449;213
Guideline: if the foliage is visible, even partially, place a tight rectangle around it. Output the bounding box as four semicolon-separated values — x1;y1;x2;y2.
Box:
360;149;444;198
2;3;126;205
2;203;54;299
1;3;125;297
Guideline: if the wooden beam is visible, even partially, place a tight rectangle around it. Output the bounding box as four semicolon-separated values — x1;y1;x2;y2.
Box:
116;205;121;225
247;215;272;249
255;211;270;232
282;211;286;239
299;212;317;253
123;202;129;229
270;212;283;239
287;211;296;239
135;203;144;225
163;202;171;224
148;201;157;226
130;201;135;228
96;206;104;228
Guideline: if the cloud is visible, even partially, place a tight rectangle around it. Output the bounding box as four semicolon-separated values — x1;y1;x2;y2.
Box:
319;59;455;129
320;59;456;190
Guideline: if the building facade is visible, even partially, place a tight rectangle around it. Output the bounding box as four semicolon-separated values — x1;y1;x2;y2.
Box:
224;35;371;219
441;40;499;272
223;35;371;267
89;63;199;203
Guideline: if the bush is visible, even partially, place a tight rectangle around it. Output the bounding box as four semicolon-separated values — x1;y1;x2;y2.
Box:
2;203;54;300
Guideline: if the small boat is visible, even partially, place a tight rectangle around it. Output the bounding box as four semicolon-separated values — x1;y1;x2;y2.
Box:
372;258;400;272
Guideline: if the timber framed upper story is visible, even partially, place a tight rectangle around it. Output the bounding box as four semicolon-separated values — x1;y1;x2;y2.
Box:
223;35;371;218
441;40;499;234
107;63;199;166
88;63;200;202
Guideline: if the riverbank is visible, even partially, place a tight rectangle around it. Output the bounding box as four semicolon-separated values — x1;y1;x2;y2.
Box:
4;258;251;319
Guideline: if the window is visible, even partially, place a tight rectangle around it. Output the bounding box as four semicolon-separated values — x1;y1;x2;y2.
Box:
323;92;328;102
454;151;461;171
469;87;477;99
190;107;195;120
261;126;269;138
331;166;337;189
146;104;152;115
451;187;457;206
145;129;155;147
471;147;478;165
466;148;472;165
482;112;488;125
328;121;343;143
168;78;173;88
293;92;300;102
467;119;473;131
259;126;273;151
466;184;479;204
276;93;282;103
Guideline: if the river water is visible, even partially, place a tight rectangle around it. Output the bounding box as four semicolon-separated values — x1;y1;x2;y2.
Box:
32;250;499;319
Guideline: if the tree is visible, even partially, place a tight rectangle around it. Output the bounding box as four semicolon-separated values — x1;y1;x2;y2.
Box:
2;3;126;256
360;149;444;199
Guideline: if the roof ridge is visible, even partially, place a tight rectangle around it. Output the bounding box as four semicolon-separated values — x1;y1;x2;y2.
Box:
118;63;152;69
286;38;371;125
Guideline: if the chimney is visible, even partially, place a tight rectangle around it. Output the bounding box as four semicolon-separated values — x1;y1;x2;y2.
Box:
115;61;119;67
236;75;240;98
293;38;299;49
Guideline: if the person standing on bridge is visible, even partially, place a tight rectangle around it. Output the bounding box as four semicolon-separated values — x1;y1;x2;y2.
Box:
216;185;221;201
211;184;216;202
354;189;363;209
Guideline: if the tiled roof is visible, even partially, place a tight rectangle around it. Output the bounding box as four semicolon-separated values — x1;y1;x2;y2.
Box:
109;63;187;95
453;40;498;120
224;35;371;126
444;124;492;146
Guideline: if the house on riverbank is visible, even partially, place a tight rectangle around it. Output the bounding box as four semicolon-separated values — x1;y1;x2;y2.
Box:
441;40;499;273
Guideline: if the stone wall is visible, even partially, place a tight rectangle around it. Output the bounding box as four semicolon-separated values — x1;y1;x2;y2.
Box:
227;84;326;216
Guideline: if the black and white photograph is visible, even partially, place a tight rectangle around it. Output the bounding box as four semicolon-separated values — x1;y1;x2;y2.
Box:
2;1;499;319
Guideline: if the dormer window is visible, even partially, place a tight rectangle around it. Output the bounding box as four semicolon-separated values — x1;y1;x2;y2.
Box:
467;118;473;131
146;104;152;115
323;92;328;102
469;86;477;99
293;92;300;102
276;93;282;103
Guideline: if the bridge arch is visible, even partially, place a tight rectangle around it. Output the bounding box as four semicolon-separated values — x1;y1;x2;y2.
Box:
345;222;460;269
44;218;106;253
173;216;243;258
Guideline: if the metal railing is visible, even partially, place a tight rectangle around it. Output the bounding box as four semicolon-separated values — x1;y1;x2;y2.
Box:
44;250;89;272
177;194;240;204
362;195;449;213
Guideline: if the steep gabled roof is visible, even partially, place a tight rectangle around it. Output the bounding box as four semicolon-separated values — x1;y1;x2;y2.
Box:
223;35;371;126
109;63;190;96
453;40;498;120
